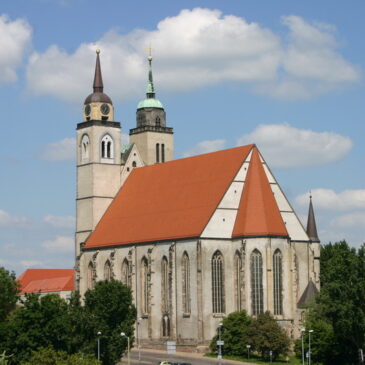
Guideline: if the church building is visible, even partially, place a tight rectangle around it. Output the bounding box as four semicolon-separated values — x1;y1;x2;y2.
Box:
75;51;320;348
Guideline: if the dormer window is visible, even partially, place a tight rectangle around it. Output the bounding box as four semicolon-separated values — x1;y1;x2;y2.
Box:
101;134;114;163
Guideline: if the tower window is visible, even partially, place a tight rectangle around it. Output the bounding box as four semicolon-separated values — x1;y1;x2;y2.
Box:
161;144;165;163
101;134;114;161
156;116;161;127
156;143;160;163
81;134;90;163
251;249;263;315
212;250;225;314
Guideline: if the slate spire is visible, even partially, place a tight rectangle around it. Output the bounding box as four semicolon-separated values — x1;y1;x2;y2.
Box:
93;49;104;93
306;194;320;242
146;54;155;99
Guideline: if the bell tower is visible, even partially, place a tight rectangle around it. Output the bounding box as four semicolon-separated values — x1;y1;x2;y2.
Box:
129;55;173;165
75;50;121;258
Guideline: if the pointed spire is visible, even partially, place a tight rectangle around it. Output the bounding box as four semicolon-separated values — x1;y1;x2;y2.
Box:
146;54;155;99
93;49;103;93
306;194;320;242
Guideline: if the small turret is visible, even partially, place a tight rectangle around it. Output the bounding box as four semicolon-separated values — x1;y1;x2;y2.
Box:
306;195;320;242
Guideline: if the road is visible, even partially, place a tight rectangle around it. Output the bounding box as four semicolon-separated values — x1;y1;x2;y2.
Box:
119;349;252;365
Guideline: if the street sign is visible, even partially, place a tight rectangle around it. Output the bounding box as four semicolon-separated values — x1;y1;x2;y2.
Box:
167;341;176;355
216;340;224;346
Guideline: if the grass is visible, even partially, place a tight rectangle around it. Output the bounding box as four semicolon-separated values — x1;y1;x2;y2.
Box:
205;352;302;364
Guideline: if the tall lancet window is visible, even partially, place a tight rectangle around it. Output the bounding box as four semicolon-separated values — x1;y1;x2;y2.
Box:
87;262;95;289
101;134;114;160
273;249;283;315
81;134;90;163
156;143;160;163
104;260;111;281
234;252;242;311
212;251;225;314
251;249;263;315
161;257;169;313
141;257;149;315
182;252;191;314
161;144;165;163
121;258;131;288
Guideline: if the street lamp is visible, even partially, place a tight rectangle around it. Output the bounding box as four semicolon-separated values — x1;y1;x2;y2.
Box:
301;328;306;365
121;332;130;365
137;317;142;362
308;330;314;365
97;331;102;361
246;345;251;359
218;322;223;365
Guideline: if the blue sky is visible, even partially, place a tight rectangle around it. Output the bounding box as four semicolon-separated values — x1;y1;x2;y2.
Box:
0;0;364;275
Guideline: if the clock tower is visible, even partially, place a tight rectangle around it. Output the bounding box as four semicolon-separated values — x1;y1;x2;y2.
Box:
75;50;121;258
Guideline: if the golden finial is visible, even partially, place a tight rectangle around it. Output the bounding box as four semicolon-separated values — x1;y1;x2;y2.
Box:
96;49;101;54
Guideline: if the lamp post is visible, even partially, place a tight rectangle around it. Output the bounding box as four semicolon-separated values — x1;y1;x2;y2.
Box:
308;330;314;365
246;345;251;359
301;328;306;365
97;331;102;361
121;332;130;365
137;317;142;362
218;322;223;365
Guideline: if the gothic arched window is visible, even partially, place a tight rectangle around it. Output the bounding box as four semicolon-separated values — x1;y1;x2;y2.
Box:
234;252;242;311
101;135;114;160
121;258;131;287
161;144;165;163
141;257;149;315
104;260;111;281
161;256;169;313
273;249;283;315
81;134;90;163
156;143;160;163
182;252;191;314
212;251;225;314
87;261;95;289
251;249;263;315
162;314;170;337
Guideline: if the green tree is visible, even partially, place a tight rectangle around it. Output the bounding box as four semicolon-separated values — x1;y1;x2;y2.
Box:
209;311;252;356
21;346;100;365
248;311;290;360
0;267;19;322
4;294;71;364
80;279;136;365
300;241;365;365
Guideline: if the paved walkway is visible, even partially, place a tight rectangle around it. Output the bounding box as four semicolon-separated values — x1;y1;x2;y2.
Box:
119;348;253;365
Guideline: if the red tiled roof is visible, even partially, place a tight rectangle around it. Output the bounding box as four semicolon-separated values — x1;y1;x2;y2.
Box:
85;145;254;248
18;269;74;294
232;148;288;237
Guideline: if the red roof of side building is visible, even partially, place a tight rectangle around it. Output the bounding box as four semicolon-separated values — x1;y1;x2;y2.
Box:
18;269;74;294
85;145;254;248
232;148;288;237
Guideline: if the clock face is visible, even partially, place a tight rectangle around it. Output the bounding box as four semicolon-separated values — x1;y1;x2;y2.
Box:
100;103;110;115
84;104;91;116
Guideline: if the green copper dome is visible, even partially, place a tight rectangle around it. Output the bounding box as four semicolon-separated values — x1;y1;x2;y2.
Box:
137;98;164;109
137;55;164;110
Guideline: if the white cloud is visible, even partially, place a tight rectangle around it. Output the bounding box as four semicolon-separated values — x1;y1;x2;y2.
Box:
183;139;226;157
296;189;365;211
42;236;74;252
0;209;29;227
331;213;365;228
43;215;75;229
26;9;360;102
238;124;352;168
41;137;75;161
20;260;43;268
0;14;32;83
